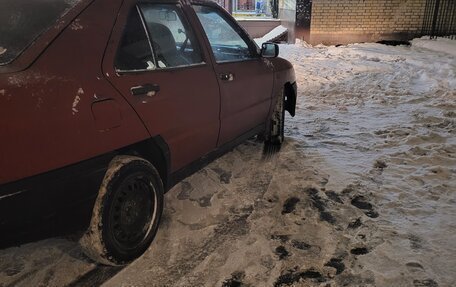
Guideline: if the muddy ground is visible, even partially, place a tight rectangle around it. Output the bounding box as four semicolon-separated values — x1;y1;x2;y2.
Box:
0;42;454;287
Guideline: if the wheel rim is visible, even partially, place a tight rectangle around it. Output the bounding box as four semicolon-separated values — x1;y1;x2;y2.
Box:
109;174;156;251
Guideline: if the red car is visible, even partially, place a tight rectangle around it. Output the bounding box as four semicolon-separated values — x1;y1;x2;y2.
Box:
0;0;296;265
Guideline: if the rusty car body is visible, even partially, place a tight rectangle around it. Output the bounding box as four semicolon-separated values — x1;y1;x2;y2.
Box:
0;0;296;264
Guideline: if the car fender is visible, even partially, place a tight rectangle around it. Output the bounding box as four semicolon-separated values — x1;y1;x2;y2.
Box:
269;57;297;118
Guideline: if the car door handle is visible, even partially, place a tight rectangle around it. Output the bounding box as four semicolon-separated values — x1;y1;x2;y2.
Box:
220;73;234;81
130;84;160;96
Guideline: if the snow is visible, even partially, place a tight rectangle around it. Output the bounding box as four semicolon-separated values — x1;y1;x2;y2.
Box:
411;36;456;57
278;39;456;286
254;25;288;46
70;18;83;30
105;39;455;286
72;88;83;115
0;38;455;287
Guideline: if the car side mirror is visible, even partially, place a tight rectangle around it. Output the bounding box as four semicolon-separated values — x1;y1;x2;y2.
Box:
261;42;279;58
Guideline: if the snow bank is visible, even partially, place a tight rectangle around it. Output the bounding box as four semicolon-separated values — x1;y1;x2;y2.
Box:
254;25;287;46
411;36;456;57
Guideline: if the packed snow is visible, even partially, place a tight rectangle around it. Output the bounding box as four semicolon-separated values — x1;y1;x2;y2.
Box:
276;40;456;286
411;36;456;57
0;39;455;287
254;25;288;46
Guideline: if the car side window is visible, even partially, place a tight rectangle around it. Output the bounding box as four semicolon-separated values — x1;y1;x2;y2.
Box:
193;5;255;63
115;7;155;71
139;4;203;69
115;4;204;72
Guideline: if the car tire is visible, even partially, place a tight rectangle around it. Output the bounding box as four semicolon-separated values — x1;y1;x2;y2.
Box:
79;156;164;266
266;89;285;146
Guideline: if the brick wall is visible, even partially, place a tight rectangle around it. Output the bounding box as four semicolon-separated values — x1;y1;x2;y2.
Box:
309;0;426;45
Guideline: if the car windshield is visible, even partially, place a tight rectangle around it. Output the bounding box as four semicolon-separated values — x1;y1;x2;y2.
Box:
0;0;81;66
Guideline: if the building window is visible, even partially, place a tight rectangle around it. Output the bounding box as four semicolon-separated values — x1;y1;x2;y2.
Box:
211;0;272;17
237;0;255;11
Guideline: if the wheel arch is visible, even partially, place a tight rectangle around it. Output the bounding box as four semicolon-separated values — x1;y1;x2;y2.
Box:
284;81;297;117
116;136;171;191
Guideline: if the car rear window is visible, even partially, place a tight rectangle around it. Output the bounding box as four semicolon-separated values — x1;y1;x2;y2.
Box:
0;0;82;66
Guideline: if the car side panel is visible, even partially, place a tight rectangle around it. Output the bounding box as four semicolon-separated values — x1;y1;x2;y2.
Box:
0;153;114;248
215;59;274;146
0;0;149;185
186;3;273;146
0;0;156;247
102;0;221;172
266;57;297;122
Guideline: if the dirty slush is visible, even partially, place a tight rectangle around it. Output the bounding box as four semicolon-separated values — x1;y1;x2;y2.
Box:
105;42;455;287
1;41;455;287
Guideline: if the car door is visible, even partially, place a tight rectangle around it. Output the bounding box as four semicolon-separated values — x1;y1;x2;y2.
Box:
103;1;220;172
191;4;274;146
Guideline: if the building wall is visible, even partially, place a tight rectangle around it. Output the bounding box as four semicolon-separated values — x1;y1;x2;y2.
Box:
309;0;426;45
279;0;297;43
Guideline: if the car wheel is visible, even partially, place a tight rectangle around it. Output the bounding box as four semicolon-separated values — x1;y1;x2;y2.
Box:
80;156;164;266
266;89;285;146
